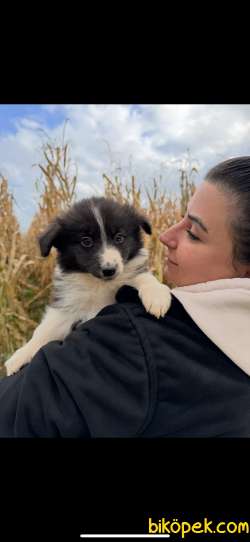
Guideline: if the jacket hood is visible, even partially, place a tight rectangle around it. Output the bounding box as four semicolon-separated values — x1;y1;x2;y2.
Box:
171;278;250;376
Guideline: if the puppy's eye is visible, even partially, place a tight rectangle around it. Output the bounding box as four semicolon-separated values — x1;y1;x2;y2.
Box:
114;233;125;244
81;236;93;248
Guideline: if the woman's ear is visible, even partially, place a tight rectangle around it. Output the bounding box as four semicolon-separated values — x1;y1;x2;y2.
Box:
238;263;250;278
244;267;250;277
38;220;61;257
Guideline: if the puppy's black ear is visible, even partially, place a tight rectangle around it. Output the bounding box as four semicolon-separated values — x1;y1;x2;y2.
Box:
38;220;61;257
137;214;152;235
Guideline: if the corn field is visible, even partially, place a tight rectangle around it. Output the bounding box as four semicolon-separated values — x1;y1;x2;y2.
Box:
0;142;196;375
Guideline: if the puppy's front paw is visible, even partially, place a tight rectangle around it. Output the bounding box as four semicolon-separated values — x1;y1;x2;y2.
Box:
139;282;172;318
5;348;32;376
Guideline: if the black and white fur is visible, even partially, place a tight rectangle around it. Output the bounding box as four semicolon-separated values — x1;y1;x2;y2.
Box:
5;197;171;376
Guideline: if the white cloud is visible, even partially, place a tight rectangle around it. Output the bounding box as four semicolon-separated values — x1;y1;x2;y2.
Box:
1;104;250;231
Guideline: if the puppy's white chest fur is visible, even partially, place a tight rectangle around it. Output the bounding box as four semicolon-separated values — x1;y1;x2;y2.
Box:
52;268;118;322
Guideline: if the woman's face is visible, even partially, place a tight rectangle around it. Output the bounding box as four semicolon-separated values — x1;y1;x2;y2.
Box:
159;180;249;287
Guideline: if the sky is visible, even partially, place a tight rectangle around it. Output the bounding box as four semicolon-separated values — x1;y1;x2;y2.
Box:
1;103;250;231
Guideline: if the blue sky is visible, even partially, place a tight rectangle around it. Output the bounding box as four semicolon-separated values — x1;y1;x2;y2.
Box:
1;104;250;231
0;105;66;134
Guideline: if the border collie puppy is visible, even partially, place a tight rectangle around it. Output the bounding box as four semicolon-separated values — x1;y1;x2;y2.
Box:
5;197;171;376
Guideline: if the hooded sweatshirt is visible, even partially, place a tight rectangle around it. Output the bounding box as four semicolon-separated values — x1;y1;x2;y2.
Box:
171;277;250;377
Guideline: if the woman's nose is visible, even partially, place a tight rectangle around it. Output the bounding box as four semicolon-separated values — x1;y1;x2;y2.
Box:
159;228;178;248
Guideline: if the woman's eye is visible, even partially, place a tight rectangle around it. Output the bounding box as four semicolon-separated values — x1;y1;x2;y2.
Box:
81;236;93;248
186;229;200;241
114;233;125;244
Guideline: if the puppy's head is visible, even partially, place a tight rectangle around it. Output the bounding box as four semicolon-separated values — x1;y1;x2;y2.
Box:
38;197;151;280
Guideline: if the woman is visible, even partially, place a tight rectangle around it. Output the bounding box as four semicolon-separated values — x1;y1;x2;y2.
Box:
0;156;250;437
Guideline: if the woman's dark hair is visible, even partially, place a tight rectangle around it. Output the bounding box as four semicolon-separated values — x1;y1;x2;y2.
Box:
205;156;250;266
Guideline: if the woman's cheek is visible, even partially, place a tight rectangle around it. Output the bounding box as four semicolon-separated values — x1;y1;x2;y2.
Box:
178;243;191;263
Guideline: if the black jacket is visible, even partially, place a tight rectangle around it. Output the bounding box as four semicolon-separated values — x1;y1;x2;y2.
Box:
0;286;250;437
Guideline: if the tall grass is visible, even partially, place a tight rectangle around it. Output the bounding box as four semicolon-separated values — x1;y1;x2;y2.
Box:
0;142;197;372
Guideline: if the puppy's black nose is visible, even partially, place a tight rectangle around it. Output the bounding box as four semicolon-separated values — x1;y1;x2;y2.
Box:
102;266;117;278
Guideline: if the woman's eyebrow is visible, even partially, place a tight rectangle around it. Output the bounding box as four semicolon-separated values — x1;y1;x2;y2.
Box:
187;213;208;233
